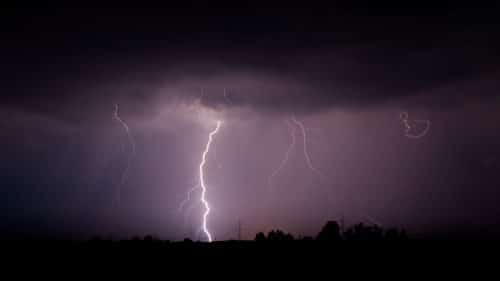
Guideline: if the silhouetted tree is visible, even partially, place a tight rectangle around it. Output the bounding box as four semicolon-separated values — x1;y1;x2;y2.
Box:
266;229;294;241
267;230;278;241
317;221;342;241
384;228;408;240
255;232;266;242
344;223;384;241
399;229;408;240
385;228;399;240
300;236;313;241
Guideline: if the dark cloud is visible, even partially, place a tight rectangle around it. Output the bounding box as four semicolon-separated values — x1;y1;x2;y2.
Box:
2;4;499;123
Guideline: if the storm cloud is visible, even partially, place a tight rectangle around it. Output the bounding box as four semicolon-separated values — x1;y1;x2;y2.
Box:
2;3;500;124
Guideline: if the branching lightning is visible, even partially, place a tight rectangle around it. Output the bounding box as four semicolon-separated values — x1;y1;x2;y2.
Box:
179;184;202;230
268;116;326;192
268;119;296;190
198;120;222;242
113;104;136;208
291;116;325;179
178;184;201;213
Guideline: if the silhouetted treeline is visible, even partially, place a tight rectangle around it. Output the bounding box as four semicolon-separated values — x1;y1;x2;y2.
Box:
56;220;408;249
82;220;407;246
254;221;407;242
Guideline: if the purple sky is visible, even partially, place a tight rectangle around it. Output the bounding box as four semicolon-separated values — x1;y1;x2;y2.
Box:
1;3;500;240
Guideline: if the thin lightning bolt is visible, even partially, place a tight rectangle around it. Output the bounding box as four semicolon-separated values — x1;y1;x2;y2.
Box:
113;104;136;208
268;119;296;190
291;116;325;179
400;111;431;139
178;184;200;213
199;120;222;242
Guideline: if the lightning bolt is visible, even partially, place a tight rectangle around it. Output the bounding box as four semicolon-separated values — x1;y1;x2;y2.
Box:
268;119;296;190
113;104;136;208
178;184;200;213
199;120;222;242
291;116;325;179
400;111;431;139
179;183;202;231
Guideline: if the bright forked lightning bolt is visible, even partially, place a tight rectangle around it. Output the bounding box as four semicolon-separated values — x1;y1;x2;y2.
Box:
199;120;222;242
291;116;325;179
268;119;296;190
113;104;136;208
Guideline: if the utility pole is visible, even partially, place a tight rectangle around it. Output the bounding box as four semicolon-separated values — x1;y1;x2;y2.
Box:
238;219;241;241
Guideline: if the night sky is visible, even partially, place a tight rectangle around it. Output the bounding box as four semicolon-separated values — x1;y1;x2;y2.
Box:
1;3;500;241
